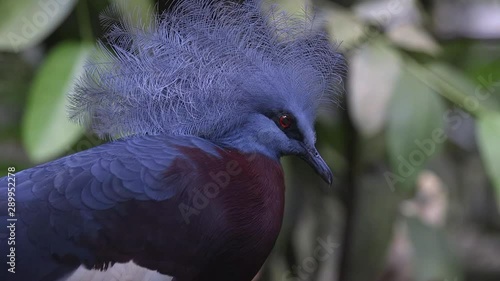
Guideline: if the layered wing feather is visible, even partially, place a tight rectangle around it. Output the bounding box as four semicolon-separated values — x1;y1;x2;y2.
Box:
0;135;219;281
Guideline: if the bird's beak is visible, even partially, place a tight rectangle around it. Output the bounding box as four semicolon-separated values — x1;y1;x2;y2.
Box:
299;144;333;185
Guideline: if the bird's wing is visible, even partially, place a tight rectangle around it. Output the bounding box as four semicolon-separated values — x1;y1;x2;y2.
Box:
0;135;220;281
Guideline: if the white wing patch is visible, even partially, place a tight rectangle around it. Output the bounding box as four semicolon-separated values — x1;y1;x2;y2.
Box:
63;261;173;281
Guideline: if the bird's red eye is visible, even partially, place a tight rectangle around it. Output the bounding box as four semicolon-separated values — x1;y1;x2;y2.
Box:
279;115;293;129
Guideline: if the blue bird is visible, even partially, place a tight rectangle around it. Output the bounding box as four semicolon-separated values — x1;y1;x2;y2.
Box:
0;0;345;280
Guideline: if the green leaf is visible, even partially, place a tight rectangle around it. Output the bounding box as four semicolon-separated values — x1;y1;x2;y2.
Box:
22;42;91;163
113;0;154;26
428;62;500;112
387;24;441;55
353;0;419;28
321;5;367;50
406;217;461;281
469;59;500;103
0;0;78;52
262;0;311;17
477;112;500;205
386;66;446;190
348;40;402;137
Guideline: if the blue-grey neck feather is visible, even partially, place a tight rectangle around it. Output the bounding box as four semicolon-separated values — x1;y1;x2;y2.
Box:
69;0;346;141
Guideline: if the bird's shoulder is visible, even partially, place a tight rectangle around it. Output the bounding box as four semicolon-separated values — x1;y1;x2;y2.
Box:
0;135;220;205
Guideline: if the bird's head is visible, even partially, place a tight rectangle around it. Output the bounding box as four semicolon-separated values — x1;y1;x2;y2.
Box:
226;108;334;184
70;0;345;184
218;64;340;184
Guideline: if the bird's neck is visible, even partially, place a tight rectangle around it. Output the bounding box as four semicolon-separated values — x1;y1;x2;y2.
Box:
216;135;280;161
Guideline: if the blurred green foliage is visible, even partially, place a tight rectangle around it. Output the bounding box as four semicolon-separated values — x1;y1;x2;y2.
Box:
23;42;89;162
1;0;500;281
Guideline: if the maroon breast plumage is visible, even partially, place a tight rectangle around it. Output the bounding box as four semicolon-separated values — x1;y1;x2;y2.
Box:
170;147;286;281
86;146;285;281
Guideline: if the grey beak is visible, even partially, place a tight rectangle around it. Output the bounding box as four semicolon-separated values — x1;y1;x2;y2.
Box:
300;144;333;185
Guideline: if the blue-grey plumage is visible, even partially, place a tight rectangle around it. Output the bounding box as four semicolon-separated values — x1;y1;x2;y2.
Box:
0;135;218;280
70;0;345;142
0;0;345;280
